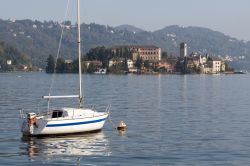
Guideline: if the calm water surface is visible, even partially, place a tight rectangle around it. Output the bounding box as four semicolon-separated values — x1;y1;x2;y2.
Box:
1;73;250;165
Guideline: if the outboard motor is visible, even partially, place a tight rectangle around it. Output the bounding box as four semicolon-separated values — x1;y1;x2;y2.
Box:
22;113;37;135
28;113;37;126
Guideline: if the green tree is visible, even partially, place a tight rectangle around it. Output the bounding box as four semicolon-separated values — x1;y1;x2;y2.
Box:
71;59;79;73
225;62;234;72
135;57;143;70
87;62;97;73
56;58;65;73
161;51;169;60
144;60;150;69
46;54;55;73
85;46;111;68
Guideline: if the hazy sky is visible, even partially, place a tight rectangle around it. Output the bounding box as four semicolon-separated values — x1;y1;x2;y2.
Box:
1;0;250;41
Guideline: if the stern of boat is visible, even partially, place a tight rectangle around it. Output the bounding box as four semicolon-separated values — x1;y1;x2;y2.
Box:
20;112;48;136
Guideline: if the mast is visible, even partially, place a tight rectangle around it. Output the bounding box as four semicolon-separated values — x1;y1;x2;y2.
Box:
77;0;83;108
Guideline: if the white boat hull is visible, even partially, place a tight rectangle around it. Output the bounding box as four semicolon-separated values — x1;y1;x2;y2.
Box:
43;116;107;135
21;108;109;136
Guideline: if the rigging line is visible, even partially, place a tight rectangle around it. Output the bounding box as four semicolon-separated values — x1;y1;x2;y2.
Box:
107;110;117;130
48;0;70;98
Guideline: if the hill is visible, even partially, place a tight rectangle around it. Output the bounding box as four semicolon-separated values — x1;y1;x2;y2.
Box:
115;24;144;33
0;42;31;71
0;19;249;69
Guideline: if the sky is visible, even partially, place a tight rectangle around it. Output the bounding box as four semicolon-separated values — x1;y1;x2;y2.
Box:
1;0;250;41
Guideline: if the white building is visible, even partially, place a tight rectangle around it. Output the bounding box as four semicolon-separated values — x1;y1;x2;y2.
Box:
127;59;134;69
199;55;207;65
65;59;73;64
7;60;12;65
108;58;124;67
207;57;221;73
108;59;116;67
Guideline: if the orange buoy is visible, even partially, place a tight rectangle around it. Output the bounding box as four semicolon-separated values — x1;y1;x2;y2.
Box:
117;121;126;131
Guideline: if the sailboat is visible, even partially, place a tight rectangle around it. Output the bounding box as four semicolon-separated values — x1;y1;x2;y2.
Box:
20;0;109;136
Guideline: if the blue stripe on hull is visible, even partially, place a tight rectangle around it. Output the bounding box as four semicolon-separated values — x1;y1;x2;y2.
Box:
46;118;107;127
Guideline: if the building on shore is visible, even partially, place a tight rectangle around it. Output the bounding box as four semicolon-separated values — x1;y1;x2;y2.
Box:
157;60;173;73
7;59;12;65
180;42;187;58
109;58;134;69
176;43;227;74
206;57;222;74
111;45;161;62
127;59;134;69
85;60;102;68
65;59;73;64
108;58;125;68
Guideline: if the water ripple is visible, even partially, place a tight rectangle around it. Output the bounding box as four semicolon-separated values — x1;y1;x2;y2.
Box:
1;73;250;165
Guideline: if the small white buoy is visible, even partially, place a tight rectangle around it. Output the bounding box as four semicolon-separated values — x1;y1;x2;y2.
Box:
117;121;126;131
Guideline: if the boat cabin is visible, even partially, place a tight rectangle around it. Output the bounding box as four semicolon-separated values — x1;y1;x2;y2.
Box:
51;110;68;118
48;108;92;119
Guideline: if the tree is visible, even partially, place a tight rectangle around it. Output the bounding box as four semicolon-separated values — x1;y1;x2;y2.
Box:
135;57;143;70
123;57;128;71
225;62;234;72
144;60;150;69
56;58;65;73
46;54;55;73
87;62;96;73
85;46;111;68
162;51;169;60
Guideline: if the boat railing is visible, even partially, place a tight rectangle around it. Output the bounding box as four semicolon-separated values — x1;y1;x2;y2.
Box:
91;104;110;117
106;104;111;114
19;109;25;118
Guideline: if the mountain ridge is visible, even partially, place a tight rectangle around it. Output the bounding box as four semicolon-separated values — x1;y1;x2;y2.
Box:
0;19;249;68
115;24;145;33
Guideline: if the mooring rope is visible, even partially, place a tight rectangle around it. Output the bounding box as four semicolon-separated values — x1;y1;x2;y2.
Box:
108;111;117;130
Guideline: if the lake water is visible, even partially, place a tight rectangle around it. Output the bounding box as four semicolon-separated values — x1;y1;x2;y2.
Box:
1;73;250;165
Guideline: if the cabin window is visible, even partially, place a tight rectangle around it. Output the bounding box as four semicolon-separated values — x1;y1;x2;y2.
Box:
52;110;63;118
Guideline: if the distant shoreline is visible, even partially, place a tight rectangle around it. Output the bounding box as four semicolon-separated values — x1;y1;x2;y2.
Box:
0;71;247;75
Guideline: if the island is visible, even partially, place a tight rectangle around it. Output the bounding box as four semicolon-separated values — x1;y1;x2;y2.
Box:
45;43;234;75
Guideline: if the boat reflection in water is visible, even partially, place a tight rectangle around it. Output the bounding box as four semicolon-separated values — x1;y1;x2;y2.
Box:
22;132;111;160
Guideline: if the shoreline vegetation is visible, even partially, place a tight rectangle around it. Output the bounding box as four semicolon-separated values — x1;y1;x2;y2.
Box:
0;42;35;72
0;70;245;75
